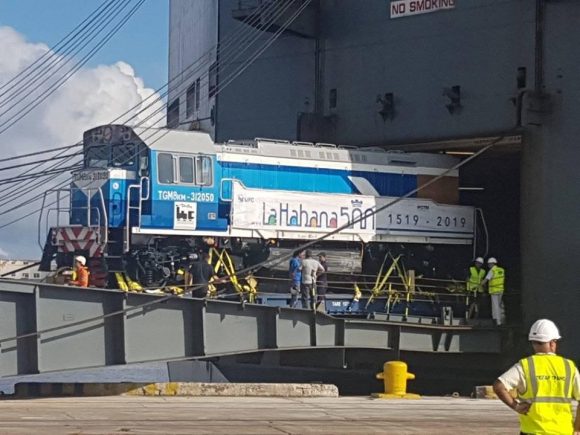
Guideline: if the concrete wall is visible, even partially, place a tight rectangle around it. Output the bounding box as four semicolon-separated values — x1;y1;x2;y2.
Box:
169;0;219;134
215;0;316;142
520;1;580;358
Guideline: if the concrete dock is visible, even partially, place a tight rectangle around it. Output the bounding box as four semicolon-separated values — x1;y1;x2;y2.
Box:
0;396;520;434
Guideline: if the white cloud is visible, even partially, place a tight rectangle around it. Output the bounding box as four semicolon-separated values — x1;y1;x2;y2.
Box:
0;26;165;259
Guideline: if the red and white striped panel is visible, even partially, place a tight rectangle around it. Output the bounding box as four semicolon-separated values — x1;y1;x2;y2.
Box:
54;227;98;243
53;227;103;257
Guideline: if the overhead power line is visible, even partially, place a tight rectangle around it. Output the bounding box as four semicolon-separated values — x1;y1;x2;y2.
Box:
0;0;306;226
0;0;292;200
0;152;82;172
0;0;146;136
0;143;82;164
0;0;123;110
0;0;116;94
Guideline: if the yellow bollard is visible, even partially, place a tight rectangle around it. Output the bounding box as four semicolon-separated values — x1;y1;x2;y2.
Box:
372;361;421;399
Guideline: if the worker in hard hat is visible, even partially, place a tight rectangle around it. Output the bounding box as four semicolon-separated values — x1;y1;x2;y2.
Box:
69;256;90;287
466;257;486;318
481;257;505;325
466;257;486;293
493;319;580;434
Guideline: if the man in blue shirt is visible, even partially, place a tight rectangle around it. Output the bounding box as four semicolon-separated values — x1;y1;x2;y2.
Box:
289;249;304;307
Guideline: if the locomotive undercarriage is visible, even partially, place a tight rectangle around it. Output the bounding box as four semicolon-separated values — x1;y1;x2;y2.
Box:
51;231;472;293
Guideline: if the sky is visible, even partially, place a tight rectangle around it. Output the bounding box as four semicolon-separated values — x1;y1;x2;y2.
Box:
0;0;169;259
0;0;169;91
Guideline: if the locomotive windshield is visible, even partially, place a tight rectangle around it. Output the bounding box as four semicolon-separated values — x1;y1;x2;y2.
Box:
83;125;141;169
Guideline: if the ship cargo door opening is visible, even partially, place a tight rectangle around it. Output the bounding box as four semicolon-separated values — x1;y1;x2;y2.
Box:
386;135;522;323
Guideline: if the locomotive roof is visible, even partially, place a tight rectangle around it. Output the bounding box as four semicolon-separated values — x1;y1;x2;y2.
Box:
132;127;458;170
217;138;459;170
132;127;216;154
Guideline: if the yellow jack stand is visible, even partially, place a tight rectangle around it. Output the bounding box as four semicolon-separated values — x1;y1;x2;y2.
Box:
372;361;421;399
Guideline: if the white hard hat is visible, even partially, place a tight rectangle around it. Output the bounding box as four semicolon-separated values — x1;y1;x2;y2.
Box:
529;319;561;342
75;255;87;266
487;257;497;264
474;257;484;264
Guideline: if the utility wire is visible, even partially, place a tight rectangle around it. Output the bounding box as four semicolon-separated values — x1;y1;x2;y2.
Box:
0;0;125;110
0;0;276;196
0;149;81;209
120;0;296;131
133;0;305;148
0;0;287;222
0;144;82;164
0;0;295;195
0;165;82;189
0;0;304;226
0;0;145;136
0;152;82;172
0;0;116;94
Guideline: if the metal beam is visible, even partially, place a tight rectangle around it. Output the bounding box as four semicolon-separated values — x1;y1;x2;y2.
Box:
0;279;501;377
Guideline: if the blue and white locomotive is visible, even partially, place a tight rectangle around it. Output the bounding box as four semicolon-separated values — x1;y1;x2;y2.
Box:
40;124;482;288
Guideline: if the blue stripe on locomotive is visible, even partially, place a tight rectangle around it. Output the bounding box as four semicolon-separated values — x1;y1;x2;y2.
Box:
220;161;418;196
142;150;419;232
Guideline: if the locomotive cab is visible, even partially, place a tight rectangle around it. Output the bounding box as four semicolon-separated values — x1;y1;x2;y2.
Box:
71;132;141;229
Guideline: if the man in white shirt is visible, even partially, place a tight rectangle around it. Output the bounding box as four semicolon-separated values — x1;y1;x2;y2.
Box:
300;250;324;310
481;257;505;325
493;319;580;434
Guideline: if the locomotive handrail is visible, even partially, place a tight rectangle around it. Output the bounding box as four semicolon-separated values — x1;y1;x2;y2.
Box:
474;207;489;259
97;187;108;248
219;177;245;202
125;180;147;253
140;176;150;201
37;187;108;253
37;191;49;251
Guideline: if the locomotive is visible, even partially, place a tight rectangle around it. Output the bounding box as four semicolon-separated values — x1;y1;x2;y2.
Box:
39;124;483;290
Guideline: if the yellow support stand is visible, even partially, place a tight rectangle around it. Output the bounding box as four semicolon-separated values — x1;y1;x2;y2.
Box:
373;361;421;399
208;247;258;302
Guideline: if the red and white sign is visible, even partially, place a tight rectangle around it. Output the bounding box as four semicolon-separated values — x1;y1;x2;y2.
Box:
390;0;455;19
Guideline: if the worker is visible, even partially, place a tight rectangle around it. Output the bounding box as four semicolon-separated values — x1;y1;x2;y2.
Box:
300;250;324;310
481;257;505;326
493;319;580;434
189;252;218;298
466;257;486;293
69;255;90;287
466;257;486;318
288;249;304;308
316;252;328;311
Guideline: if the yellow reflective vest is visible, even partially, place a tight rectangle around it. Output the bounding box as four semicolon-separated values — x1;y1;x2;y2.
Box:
488;265;505;294
467;266;486;292
519;354;577;434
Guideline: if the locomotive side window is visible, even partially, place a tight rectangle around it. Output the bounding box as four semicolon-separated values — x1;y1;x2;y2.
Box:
195;156;212;186
158;153;175;184
179;157;194;183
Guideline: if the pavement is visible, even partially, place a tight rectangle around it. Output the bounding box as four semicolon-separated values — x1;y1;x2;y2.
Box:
0;396;521;434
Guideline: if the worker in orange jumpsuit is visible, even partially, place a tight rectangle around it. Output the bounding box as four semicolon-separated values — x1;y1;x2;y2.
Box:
69;255;90;287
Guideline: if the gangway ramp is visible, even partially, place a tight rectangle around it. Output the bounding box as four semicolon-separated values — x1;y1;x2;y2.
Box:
0;279;500;378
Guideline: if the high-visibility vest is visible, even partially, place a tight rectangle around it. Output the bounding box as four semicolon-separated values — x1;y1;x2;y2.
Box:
72;266;90;287
519;354;576;434
467;266;486;292
488;265;505;294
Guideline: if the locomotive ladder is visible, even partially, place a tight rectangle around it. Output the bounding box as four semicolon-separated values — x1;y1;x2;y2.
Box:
124;176;149;253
